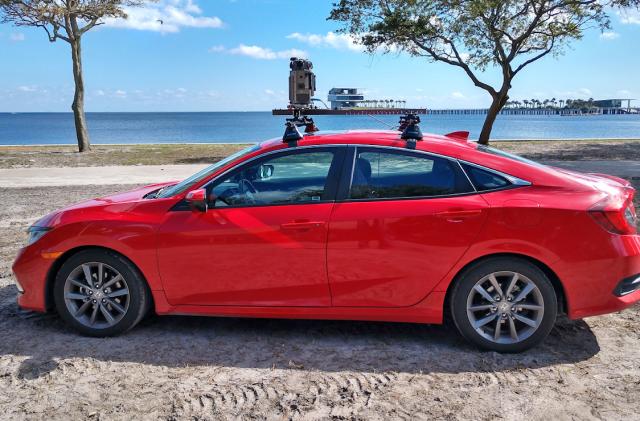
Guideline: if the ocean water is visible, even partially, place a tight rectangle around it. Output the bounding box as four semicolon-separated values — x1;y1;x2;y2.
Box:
0;112;639;145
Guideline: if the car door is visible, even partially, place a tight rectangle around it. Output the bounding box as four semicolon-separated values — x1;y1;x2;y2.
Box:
157;146;346;307
327;146;489;307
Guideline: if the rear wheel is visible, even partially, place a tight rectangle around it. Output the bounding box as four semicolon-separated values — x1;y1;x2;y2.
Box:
450;257;557;353
53;249;151;337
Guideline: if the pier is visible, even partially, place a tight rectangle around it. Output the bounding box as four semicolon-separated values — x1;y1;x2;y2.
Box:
428;107;639;116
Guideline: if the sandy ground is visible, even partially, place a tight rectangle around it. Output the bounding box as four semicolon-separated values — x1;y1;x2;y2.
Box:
0;184;639;420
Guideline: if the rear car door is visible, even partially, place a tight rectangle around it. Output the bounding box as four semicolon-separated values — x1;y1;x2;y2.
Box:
157;146;346;307
327;146;489;307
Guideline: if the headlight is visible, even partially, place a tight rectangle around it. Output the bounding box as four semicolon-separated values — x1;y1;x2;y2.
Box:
26;226;51;246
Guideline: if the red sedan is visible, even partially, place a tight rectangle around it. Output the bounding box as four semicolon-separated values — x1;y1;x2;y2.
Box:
12;129;640;352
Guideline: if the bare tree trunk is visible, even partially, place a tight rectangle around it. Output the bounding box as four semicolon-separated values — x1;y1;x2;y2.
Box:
478;91;508;146
70;35;91;152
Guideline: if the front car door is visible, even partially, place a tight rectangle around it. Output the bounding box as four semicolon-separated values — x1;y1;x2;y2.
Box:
327;146;489;307
157;146;346;307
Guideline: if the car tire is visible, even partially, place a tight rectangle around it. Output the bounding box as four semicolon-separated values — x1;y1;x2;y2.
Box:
53;249;151;337
450;257;557;353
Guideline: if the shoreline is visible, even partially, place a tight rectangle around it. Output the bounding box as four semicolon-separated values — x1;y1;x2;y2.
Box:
1;138;639;169
1;137;640;147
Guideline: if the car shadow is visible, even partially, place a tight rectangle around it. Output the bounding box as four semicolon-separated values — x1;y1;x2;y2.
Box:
0;285;599;379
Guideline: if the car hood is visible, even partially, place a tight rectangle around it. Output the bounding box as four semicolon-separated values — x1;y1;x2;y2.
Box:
33;181;177;228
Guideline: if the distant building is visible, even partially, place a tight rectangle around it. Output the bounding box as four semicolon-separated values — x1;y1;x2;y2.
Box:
327;87;408;110
593;99;635;109
328;88;365;109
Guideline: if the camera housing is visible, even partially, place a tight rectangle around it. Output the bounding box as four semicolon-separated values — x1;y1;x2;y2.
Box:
289;57;316;108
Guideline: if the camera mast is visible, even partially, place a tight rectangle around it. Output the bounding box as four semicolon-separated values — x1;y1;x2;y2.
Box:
274;58;426;146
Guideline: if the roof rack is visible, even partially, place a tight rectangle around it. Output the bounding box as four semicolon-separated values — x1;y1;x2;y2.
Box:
281;109;319;146
399;113;423;149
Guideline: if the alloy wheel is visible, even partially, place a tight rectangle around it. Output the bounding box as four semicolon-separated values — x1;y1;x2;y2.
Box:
63;262;130;329
466;271;544;344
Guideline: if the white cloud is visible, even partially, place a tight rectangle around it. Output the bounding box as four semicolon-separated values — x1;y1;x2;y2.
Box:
104;0;223;33
600;31;620;40
451;91;466;99
114;89;127;98
95;89;106;96
287;31;364;52
9;32;25;42
227;44;308;60
264;89;275;95
17;85;37;92
617;9;640;24
578;88;593;97
208;45;225;53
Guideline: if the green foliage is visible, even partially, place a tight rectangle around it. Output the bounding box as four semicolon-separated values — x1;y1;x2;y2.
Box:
0;0;148;43
329;0;639;142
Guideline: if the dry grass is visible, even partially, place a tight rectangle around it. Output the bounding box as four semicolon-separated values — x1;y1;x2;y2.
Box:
1;138;639;169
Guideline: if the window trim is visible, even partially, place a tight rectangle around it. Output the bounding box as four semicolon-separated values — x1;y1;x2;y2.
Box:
196;145;348;210
338;145;477;202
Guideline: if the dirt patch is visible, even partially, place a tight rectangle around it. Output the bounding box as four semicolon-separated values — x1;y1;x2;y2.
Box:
1;185;639;420
497;139;640;161
0;144;248;169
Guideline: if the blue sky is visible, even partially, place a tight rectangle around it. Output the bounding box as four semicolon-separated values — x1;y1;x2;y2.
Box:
1;0;639;112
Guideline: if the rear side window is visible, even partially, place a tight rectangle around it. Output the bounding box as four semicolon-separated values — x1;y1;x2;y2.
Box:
350;149;474;199
461;163;510;191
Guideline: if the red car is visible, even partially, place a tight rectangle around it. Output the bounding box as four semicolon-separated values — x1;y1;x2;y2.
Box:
12;128;640;352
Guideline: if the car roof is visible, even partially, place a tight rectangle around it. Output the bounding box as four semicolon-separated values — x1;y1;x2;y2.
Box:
260;129;478;157
256;129;572;188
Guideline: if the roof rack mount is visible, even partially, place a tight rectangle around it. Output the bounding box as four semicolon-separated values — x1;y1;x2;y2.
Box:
282;110;319;145
399;113;423;149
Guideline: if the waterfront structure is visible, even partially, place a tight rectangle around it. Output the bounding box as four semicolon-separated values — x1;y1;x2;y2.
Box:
429;98;638;116
327;87;407;110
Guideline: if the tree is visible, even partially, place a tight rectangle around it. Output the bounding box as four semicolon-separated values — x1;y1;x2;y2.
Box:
0;0;145;152
329;0;640;144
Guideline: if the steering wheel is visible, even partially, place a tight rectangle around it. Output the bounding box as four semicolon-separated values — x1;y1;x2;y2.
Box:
239;178;258;204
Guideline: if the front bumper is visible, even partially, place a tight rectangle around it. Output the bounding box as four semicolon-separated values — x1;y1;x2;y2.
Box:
12;244;56;312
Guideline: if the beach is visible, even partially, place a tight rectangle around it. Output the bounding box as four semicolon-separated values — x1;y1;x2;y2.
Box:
0;139;639;419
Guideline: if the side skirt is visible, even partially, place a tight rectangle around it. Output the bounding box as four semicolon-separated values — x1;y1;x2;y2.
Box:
151;290;446;325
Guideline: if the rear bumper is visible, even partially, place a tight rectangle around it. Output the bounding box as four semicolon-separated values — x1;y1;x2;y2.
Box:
12;245;54;312
565;234;640;319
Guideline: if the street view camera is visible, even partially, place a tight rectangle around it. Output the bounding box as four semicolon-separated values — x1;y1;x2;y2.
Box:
279;57;423;147
289;57;316;109
282;57;318;145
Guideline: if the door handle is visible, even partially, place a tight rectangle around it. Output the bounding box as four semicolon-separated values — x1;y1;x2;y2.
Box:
435;209;483;223
280;221;326;231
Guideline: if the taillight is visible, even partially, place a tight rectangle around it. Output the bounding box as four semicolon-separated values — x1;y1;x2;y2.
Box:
589;192;637;235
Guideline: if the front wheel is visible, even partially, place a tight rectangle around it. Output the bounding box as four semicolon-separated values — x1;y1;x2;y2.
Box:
450;257;557;353
53;249;151;337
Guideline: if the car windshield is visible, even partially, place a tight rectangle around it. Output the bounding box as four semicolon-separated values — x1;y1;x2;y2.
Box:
156;144;262;198
476;144;546;168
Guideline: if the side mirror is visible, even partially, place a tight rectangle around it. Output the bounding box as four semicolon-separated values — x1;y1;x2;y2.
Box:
185;189;207;212
260;164;274;179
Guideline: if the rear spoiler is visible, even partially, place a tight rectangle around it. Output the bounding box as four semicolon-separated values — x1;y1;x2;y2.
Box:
444;131;470;142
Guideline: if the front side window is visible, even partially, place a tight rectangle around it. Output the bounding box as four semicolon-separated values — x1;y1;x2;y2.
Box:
210;150;336;207
349;149;473;200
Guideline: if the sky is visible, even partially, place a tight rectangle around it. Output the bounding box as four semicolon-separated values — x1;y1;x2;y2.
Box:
0;0;639;112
